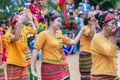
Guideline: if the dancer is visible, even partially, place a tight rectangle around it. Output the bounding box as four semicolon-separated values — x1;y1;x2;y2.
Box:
90;12;120;80
31;11;85;80
79;14;97;80
5;13;36;80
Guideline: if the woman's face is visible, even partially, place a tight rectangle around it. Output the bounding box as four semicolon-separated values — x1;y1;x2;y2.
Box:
96;5;99;10
91;6;95;11
52;17;62;30
1;24;7;30
105;19;116;34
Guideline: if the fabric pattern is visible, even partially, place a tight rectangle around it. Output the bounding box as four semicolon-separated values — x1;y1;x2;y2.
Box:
41;63;70;80
79;52;92;80
91;75;116;80
90;33;118;76
34;30;71;64
7;64;30;80
0;55;5;80
80;26;94;53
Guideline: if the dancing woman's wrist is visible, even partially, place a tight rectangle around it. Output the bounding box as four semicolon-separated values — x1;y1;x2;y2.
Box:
81;27;85;30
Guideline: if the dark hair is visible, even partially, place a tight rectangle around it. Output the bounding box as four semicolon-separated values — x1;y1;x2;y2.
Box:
44;11;60;26
0;20;6;26
84;18;90;25
31;0;34;3
84;15;91;25
97;13;109;29
95;13;101;20
69;12;73;16
78;14;82;18
39;18;44;22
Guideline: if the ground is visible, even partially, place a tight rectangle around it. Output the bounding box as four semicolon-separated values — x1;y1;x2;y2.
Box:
36;50;120;80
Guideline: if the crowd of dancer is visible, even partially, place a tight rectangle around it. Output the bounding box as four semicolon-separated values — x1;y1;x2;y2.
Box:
0;0;120;80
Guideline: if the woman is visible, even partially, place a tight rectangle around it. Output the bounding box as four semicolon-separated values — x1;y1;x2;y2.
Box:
0;22;7;80
0;32;2;55
90;12;120;79
77;11;84;32
5;12;36;80
31;11;85;80
79;14;97;80
95;5;102;14
0;31;5;80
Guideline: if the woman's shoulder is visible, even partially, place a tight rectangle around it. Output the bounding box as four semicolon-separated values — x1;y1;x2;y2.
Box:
93;33;102;39
5;27;11;36
38;30;48;35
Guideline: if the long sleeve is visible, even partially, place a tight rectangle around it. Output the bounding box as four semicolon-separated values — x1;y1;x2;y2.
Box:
90;34;118;58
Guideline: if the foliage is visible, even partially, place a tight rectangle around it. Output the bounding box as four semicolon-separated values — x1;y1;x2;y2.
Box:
0;0;18;21
90;0;120;10
75;0;120;10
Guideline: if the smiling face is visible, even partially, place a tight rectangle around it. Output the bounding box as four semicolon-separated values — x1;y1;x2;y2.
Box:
51;17;62;30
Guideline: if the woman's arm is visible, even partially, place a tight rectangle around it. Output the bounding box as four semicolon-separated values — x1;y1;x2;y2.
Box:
10;18;23;42
87;18;97;38
88;24;95;38
31;49;41;79
33;16;38;27
68;46;74;54
70;22;85;45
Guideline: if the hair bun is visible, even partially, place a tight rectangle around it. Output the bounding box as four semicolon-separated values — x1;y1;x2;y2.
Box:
95;13;102;21
44;15;50;20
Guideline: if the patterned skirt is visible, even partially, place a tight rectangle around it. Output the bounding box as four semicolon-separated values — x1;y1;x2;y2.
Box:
41;63;70;80
0;54;5;80
24;47;32;67
79;51;92;80
7;64;30;80
91;75;117;80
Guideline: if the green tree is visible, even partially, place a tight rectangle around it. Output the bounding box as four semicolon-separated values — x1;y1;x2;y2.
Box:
0;0;18;20
90;0;120;10
74;0;120;10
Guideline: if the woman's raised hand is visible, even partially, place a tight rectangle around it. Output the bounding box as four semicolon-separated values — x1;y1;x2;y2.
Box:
111;26;120;35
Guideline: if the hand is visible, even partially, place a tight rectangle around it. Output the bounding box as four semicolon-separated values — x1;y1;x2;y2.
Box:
17;16;23;23
15;16;24;28
31;69;41;80
28;21;34;25
111;27;120;35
